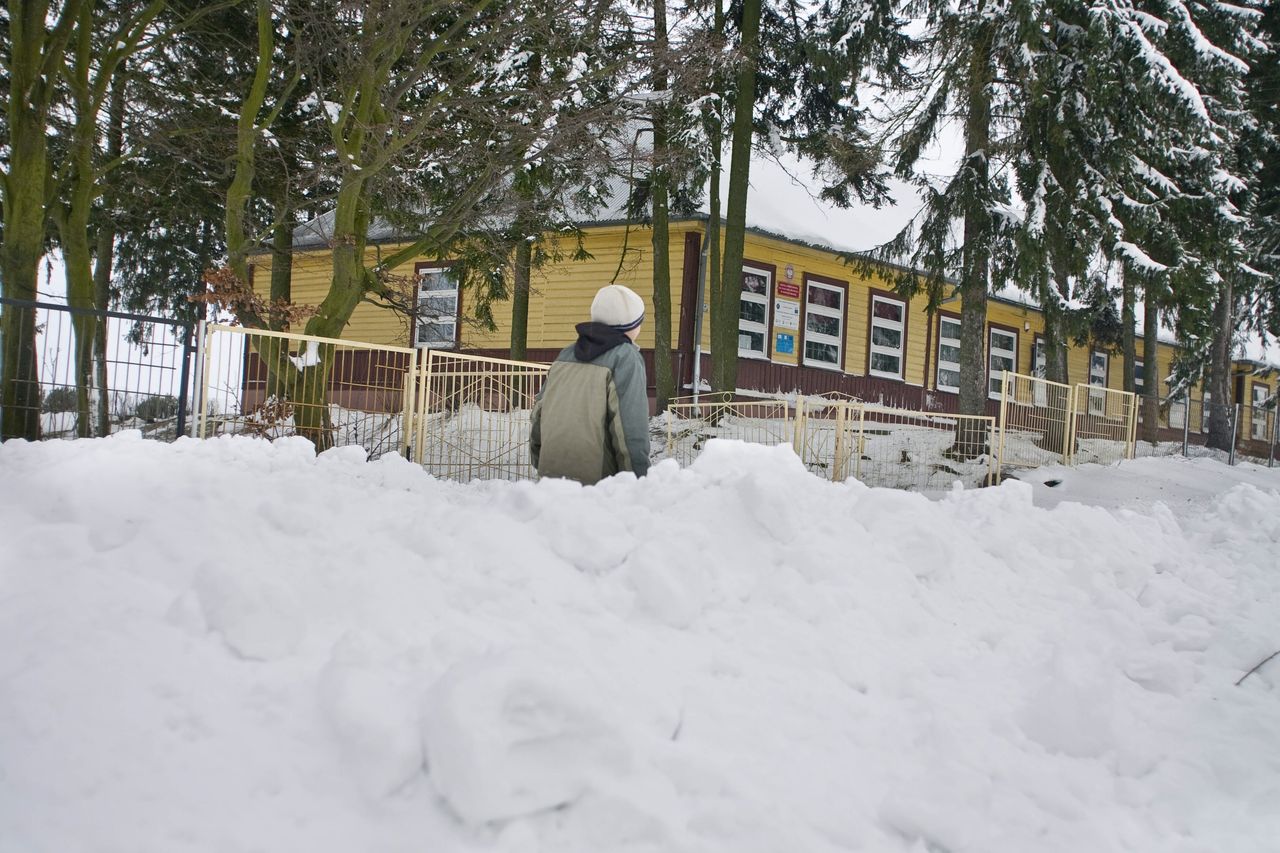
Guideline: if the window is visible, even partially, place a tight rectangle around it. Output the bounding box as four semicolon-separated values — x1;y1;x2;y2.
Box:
988;327;1017;399
869;295;905;379
1252;383;1270;440
1168;380;1186;429
1201;390;1212;434
936;316;960;393
415;265;458;348
1134;360;1144;393
738;266;772;358
803;281;844;369
1032;337;1047;406
1088;350;1108;415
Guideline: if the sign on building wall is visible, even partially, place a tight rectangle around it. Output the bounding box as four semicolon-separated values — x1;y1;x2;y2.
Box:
776;333;795;355
775;300;800;330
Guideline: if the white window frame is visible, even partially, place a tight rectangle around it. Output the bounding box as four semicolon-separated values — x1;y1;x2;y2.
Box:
868;294;905;380
1032;337;1047;406
414;265;458;349
936;316;961;393
1252;383;1269;440
988;327;1018;400
738;265;772;359
802;280;844;370
1168;380;1186;429
1088;350;1109;415
1134;360;1144;393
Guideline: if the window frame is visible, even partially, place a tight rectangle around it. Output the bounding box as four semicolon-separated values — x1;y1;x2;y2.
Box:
413;262;460;349
987;323;1019;400
935;311;961;394
1088;349;1109;416
1133;359;1145;394
867;292;907;381
800;274;848;372
1252;382;1270;440
738;262;775;360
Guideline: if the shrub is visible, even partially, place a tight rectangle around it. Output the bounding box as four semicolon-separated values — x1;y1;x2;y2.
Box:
135;395;179;422
43;386;77;413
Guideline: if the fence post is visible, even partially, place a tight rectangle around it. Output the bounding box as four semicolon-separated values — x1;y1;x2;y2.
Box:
1270;410;1277;468
1229;403;1240;466
175;322;196;439
1064;386;1077;466
400;349;418;459
791;397;806;458
666;409;674;457
832;403;847;482
414;348;431;465
998;371;1009;476
196;320;212;439
854;405;866;482
1126;392;1138;459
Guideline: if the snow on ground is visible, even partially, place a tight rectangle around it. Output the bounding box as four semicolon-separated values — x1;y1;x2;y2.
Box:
2;434;1279;853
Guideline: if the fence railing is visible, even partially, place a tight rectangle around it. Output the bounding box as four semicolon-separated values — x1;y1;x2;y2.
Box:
413;350;549;481
1071;383;1139;466
197;324;417;460
662;395;795;467
796;398;997;489
996;372;1075;468
998;372;1138;469
0;297;196;442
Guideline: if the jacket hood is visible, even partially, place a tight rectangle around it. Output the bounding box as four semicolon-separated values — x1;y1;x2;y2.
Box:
573;322;633;361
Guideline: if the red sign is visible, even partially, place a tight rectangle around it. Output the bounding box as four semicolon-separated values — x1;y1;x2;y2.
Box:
777;281;800;299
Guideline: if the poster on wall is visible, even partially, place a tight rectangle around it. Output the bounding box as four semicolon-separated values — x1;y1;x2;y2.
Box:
775;300;800;330
775;333;795;354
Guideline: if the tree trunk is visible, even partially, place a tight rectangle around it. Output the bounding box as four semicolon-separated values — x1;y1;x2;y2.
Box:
957;20;994;434
712;0;761;396
0;1;71;441
58;1;100;438
90;64;128;437
701;0;725;398
224;0;276;291
650;0;673;412
1142;283;1160;443
1206;277;1234;453
1121;265;1136;394
1037;268;1071;455
510;235;532;361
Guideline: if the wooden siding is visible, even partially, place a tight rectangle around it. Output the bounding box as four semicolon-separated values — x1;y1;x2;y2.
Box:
269;221;1251;414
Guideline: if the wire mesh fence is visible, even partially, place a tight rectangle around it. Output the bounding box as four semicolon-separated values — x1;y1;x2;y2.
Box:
996;372;1074;469
661;395;795;467
198;324;416;459
1071;383;1138;465
798;399;997;490
998;372;1137;469
0;297;196;442
413;350;548;481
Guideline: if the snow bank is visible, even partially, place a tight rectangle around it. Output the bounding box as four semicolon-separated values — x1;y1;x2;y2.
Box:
2;434;1279;852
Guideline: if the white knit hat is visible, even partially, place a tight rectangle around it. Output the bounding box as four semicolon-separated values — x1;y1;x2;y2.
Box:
590;284;645;331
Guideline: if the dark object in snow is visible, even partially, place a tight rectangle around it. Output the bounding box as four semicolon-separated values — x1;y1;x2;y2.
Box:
1043;479;1063;488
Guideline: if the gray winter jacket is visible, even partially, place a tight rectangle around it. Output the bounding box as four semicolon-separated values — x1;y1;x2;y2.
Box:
529;323;650;484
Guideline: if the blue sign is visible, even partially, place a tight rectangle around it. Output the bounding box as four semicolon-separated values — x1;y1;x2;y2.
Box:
775;333;795;355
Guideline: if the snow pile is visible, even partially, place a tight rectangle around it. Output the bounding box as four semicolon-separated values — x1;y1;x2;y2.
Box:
2;434;1279;852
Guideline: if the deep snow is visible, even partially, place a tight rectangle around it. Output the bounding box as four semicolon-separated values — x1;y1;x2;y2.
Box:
2;434;1279;853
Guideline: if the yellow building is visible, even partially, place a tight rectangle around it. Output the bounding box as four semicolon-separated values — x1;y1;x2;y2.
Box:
262;213;1277;453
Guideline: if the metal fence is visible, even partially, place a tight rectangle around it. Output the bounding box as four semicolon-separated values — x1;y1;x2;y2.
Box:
197;324;417;459
0;297;196;442
998;372;1138;470
413;350;548;481
662;395;795;467
1071;383;1139;465
996;372;1074;468
796;398;997;490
